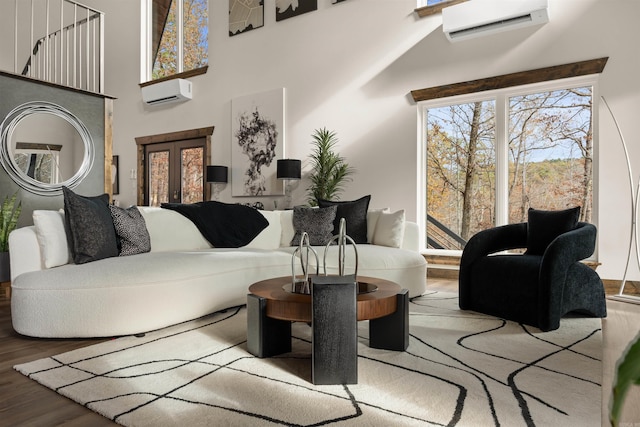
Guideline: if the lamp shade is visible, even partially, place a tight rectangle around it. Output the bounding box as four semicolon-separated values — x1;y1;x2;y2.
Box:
206;165;228;183
277;159;301;180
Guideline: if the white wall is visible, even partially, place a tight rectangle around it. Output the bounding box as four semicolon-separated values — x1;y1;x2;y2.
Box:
7;0;640;281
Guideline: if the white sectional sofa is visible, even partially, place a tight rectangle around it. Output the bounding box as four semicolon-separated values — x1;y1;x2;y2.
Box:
9;207;427;338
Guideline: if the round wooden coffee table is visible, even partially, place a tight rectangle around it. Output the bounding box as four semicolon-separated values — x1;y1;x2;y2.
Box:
247;275;409;385
248;275;402;323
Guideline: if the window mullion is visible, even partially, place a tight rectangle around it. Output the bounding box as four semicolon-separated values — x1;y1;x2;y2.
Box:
495;93;509;226
177;0;184;74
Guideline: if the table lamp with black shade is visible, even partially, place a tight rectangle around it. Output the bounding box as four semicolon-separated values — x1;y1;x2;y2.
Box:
207;165;228;201
277;159;301;209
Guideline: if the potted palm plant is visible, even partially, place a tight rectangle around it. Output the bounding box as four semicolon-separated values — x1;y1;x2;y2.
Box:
307;127;355;206
0;192;22;282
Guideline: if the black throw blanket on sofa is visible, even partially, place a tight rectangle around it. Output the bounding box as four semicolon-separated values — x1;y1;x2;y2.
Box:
161;201;269;248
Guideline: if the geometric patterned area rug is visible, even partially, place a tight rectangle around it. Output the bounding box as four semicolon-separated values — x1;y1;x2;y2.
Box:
14;291;602;426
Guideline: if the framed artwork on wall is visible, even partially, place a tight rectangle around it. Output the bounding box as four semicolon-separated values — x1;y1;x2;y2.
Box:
231;88;285;197
229;0;264;36
276;0;317;22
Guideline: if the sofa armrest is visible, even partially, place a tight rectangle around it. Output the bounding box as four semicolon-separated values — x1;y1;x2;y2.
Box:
459;222;527;308
539;222;598;291
9;226;44;281
539;222;598;325
460;223;528;267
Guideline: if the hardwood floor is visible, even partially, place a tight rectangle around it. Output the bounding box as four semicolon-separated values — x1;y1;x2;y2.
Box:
1;278;637;425
0;296;116;426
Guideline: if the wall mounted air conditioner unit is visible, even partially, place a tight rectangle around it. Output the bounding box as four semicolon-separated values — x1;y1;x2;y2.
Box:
442;0;549;43
141;78;193;105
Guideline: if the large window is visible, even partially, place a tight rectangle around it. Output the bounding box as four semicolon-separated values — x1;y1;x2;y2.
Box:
143;0;208;81
421;76;597;251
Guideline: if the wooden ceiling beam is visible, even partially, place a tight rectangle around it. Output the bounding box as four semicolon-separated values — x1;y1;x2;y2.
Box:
411;57;609;103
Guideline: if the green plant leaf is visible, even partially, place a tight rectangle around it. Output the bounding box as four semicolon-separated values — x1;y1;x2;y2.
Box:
610;330;640;426
0;192;21;252
306;127;354;205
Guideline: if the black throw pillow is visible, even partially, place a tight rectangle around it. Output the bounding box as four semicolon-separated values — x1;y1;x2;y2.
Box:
526;206;580;255
317;195;371;244
63;186;119;264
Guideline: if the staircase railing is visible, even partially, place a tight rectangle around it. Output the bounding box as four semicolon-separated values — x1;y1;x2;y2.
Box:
427;214;467;250
9;0;104;94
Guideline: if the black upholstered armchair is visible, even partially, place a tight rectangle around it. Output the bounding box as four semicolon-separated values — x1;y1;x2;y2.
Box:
459;220;607;332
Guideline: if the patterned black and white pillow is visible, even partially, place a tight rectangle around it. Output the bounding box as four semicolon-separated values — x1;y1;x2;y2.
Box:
109;205;151;256
291;205;337;246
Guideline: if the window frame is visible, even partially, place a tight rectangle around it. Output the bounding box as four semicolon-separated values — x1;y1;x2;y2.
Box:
140;0;209;84
418;74;600;254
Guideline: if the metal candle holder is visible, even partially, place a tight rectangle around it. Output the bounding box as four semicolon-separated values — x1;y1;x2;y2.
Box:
291;231;319;294
290;218;359;294
323;218;358;278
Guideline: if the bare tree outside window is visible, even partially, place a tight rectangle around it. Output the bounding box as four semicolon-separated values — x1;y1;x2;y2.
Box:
180;146;204;204
425;85;593;250
508;88;593;223
427;100;495;245
153;0;208;80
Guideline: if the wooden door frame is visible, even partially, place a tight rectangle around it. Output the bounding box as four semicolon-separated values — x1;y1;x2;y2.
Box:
135;126;214;206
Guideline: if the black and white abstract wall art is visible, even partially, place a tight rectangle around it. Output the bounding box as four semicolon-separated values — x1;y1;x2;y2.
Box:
229;0;264;36
276;0;317;22
231;88;285;197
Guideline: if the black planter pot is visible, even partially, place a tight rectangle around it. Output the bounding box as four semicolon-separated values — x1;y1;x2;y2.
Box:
0;252;10;282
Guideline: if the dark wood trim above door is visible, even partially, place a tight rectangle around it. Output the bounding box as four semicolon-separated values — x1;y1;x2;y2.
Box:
411;57;608;103
135;126;214;145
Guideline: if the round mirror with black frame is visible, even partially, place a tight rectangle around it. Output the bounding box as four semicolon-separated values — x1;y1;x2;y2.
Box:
0;101;94;196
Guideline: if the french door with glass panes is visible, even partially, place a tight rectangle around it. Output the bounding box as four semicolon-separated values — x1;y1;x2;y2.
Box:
144;139;206;206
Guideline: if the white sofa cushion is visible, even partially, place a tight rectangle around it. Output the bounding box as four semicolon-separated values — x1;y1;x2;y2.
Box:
11;248;293;338
138;207;211;252
32;210;70;268
244;210;282;250
279;210;295;247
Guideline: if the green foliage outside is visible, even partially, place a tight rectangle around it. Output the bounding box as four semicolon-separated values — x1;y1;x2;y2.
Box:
153;0;208;80
307;128;354;206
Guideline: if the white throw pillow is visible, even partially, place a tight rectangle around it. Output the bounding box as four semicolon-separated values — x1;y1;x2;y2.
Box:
372;210;405;248
367;208;390;243
32;210;70;268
